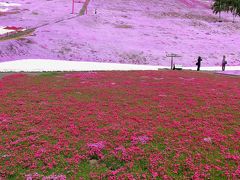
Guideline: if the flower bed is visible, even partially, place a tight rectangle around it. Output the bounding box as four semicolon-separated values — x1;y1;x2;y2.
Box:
0;26;26;38
0;71;239;179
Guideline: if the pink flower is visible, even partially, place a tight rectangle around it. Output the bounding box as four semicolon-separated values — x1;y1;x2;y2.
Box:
111;167;126;176
151;171;158;178
234;166;240;176
87;141;105;159
25;173;40;180
87;141;105;150
42;174;66;180
34;148;46;158
203;137;212;143
131;135;150;145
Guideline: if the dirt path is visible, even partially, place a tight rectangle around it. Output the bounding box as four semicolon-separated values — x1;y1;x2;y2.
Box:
0;0;91;42
0;29;35;42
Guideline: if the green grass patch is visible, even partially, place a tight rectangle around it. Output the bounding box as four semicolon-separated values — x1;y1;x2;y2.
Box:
38;72;59;77
103;156;126;171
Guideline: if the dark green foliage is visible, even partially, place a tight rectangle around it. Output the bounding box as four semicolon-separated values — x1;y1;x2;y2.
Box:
212;0;240;22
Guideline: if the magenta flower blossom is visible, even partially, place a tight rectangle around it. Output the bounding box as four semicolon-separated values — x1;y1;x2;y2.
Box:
64;72;97;79
25;173;40;180
87;141;105;159
42;174;66;180
34;148;46;158
87;141;105;150
0;113;9;123
131;135;150;145
203;137;212;143
110;167;126;176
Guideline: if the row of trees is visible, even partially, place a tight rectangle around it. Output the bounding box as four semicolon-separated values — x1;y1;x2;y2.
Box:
212;0;240;22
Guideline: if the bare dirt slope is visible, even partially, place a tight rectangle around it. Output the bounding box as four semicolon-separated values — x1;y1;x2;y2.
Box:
0;0;239;66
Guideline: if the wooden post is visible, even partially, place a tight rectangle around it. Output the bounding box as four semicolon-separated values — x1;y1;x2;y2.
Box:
72;0;74;14
166;53;181;70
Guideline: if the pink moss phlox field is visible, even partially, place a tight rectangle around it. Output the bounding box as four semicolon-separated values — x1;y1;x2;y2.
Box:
0;0;240;66
178;0;209;9
0;71;239;179
64;72;98;79
25;173;66;180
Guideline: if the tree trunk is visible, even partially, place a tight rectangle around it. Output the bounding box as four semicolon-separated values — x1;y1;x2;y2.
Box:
232;13;236;23
219;12;222;22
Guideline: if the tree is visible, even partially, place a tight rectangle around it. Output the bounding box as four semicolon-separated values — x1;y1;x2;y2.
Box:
212;0;240;22
212;0;228;21
228;0;240;22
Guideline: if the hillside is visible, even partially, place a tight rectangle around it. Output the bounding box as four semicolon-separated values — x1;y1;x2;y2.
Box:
0;0;239;66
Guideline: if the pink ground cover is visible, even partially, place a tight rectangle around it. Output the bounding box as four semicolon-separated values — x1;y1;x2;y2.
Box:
0;0;239;66
0;71;239;179
178;0;195;8
217;70;240;76
64;72;98;79
178;0;210;9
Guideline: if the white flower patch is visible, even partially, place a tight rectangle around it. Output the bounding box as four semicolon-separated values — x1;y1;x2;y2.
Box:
0;26;15;35
0;2;21;7
0;7;9;12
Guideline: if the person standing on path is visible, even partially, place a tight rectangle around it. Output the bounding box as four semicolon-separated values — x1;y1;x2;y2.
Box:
222;55;227;71
196;56;202;71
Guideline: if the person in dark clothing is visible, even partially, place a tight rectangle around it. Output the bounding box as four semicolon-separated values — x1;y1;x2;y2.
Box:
196;56;202;71
222;55;227;71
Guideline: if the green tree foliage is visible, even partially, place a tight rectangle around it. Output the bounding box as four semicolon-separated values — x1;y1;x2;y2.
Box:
227;0;240;22
212;0;240;22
